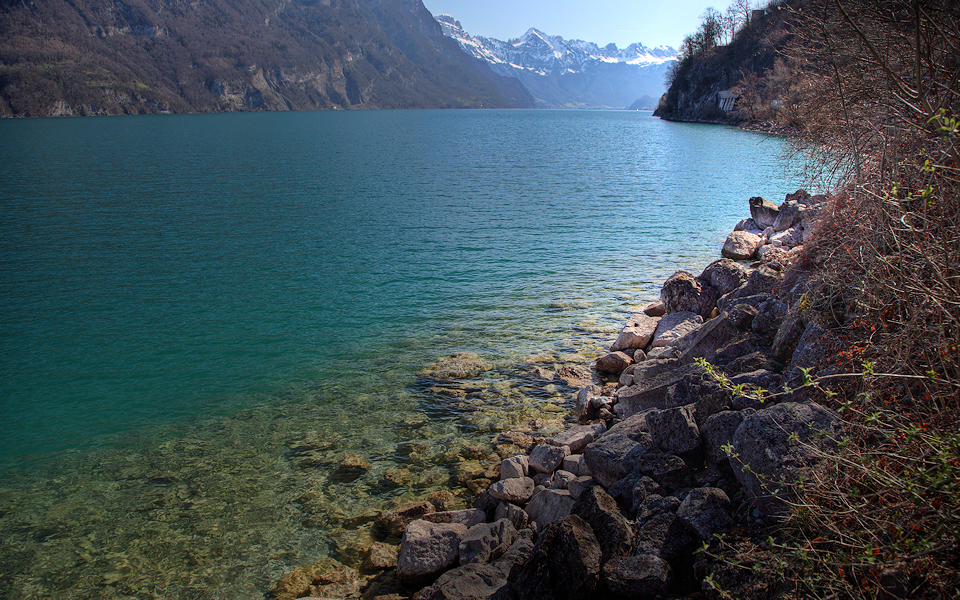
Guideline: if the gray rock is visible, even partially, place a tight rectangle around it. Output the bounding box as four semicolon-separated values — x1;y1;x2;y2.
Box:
603;554;672;599
660;271;719;318
574;384;603;423
772;200;802;232
582;433;647;488
635;494;681;525
646;405;701;454
752;297;789;337
769;226;804;249
494;502;529;531
595;351;633;374
532;471;553;487
488;477;535;504
733;217;762;233
727;302;760;330
699;258;750;296
499;455;529;480
635;453;692;492
529;444;570;474
677;487;733;540
547;424;606;454
571;485;635;563
618;364;636;387
722;230;762;260
615;363;707;417
650;311;704;349
630;357;681;384
782;320;835;387
423;509;488;528
568;476;595;500
731;402;843;519
701;410;749;464
610;313;661;352
749;196;780;229
550;470;577;490
525;489;576;529
459;519;519;565
561;455;580;475
397;520;468;583
717;266;783;312
635;511;695;562
677;313;742;365
417;536;534;600
724;351;783;375
771;309;807;363
509;515;602;600
643;301;667;317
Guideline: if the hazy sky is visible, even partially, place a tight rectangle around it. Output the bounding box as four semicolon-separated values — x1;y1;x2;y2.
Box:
421;0;741;50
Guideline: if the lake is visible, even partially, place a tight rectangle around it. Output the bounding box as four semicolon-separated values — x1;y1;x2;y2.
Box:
0;109;807;598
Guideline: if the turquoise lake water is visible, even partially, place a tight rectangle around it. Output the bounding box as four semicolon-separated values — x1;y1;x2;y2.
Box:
0;110;807;598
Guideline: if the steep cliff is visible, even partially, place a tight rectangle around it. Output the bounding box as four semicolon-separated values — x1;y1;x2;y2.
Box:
0;0;533;116
654;2;798;123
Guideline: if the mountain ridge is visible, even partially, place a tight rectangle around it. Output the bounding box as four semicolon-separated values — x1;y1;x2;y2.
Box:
436;15;676;109
0;0;532;117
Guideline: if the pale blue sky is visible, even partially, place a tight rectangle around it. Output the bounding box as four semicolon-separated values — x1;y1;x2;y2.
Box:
421;0;742;50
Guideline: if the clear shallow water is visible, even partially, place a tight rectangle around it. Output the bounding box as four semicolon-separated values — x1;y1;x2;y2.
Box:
0;110;806;598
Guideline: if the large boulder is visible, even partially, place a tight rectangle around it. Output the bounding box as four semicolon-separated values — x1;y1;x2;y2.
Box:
731;402;843;519
509;515;602;600
571;486;635;563
610;313;661;352
646;406;701;455
650;311;704;349
547;424;607;455
749;196;780;229
488;477;535;504
397;520;468;583
700;258;750;296
701;410;750;464
525;489;576;529
417;536;534;600
772;200;803;232
615;363;708;417
717;265;783;312
458;519;519;565
676;313;741;364
582;433;648;488
722;231;762;260
635;453;692;492
768;226;804;248
660;271;719;318
595;351;633;374
500;455;529;480
529;444;570;474
676;487;733;540
634;511;696;562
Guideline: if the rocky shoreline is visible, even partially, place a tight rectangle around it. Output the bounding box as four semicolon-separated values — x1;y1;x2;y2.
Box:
280;190;843;600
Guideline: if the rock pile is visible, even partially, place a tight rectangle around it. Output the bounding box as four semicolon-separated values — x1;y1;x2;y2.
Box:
723;190;826;262
292;191;845;600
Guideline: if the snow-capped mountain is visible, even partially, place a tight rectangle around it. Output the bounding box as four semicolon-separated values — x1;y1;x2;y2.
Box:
436;15;677;109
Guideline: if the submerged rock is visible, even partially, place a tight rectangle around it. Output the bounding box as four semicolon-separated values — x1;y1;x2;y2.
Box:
419;352;493;379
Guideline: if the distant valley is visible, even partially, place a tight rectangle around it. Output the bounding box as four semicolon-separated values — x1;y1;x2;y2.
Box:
436;15;676;109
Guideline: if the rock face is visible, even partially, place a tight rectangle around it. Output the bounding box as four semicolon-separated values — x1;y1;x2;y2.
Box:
510;515;602;600
731;402;843;518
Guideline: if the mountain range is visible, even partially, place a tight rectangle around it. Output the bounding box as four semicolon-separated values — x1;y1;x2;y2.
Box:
0;0;533;116
436;15;676;109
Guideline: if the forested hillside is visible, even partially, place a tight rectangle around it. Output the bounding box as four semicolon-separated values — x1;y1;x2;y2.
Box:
0;0;533;116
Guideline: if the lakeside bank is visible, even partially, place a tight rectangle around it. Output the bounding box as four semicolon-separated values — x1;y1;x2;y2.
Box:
277;188;843;599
